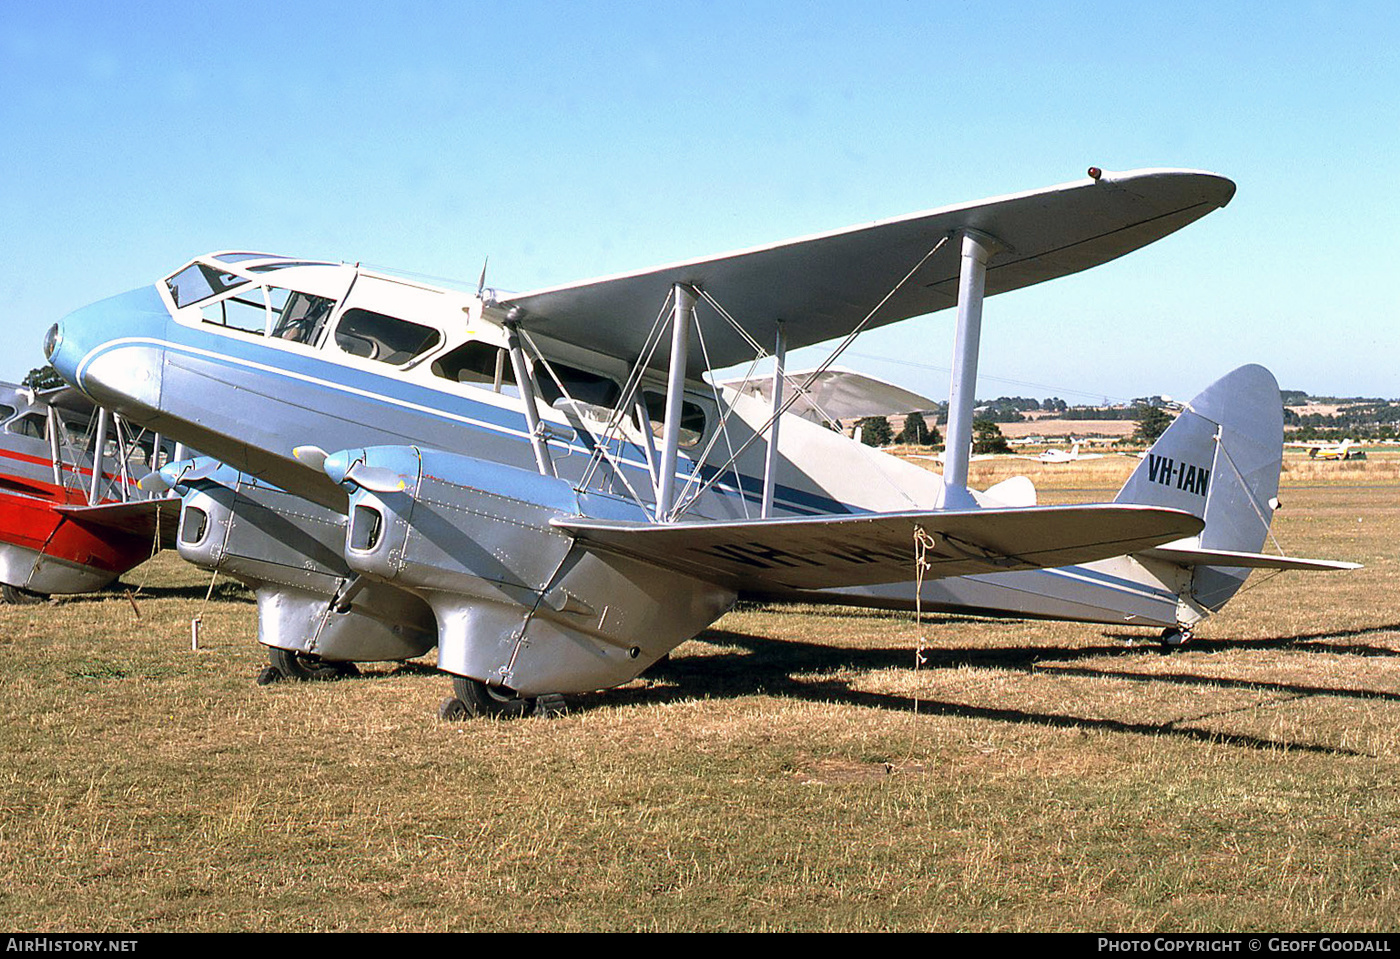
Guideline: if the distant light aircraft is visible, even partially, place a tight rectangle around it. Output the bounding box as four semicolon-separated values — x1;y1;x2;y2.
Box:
1286;439;1365;461
44;167;1354;714
1020;442;1106;464
0;381;177;603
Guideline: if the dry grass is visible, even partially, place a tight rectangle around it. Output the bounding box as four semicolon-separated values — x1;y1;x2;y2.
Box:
2;479;1398;931
890;448;1400;496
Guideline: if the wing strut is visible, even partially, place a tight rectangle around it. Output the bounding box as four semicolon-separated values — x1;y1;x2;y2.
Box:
656;283;695;521
87;407;109;505
760;321;786;518
941;230;1006;509
45;405;64;489
504;318;556;479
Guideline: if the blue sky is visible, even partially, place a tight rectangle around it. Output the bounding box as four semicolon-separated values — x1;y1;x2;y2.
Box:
2;1;1396;402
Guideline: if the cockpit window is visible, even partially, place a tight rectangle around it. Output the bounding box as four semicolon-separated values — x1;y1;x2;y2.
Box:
199;287;269;335
269;289;337;346
0;404;14;424
334;309;441;365
209;252;276;264
166;262;249;308
248;262;334;274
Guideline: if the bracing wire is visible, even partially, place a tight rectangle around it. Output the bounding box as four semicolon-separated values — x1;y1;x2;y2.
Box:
670;235;949;520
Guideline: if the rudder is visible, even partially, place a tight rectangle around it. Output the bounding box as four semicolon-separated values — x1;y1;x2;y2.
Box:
1115;364;1283;612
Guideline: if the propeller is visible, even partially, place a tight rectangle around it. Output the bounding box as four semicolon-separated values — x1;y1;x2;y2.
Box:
137;457;221;493
320;449;407;493
345;463;408;493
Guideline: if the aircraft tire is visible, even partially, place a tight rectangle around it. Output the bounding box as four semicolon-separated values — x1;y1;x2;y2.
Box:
1;584;46;605
1159;627;1193;648
267;646;352;682
450;675;532;719
438;696;470;721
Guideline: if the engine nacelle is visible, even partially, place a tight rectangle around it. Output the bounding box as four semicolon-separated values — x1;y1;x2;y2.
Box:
337;447;735;696
176;472;436;662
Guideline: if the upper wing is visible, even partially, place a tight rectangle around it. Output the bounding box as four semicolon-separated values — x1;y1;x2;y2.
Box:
718;368;940;422
502;168;1235;375
555;503;1203;591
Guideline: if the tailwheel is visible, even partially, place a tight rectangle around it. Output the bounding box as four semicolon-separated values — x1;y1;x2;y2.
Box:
441;675;533;719
2;584;47;605
1160;626;1194;648
259;646;360;683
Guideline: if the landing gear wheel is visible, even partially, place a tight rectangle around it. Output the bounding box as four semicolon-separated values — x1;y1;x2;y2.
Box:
438;696;471;721
1160;626;1194;648
449;675;533;719
264;647;357;682
2;584;46;605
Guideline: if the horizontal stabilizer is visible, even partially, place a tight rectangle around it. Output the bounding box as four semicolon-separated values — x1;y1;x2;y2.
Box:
54;499;181;548
556;504;1203;591
1138;544;1360;572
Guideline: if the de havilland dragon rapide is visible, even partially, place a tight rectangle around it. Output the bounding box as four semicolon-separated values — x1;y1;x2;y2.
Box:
42;168;1355;716
0;380;178;604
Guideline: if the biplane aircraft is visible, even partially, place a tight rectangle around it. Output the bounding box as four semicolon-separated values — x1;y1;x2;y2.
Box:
718;367;939;427
43;167;1355;716
0;381;178;603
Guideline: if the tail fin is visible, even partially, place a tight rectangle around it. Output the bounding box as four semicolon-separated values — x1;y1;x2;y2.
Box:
1115;365;1283;612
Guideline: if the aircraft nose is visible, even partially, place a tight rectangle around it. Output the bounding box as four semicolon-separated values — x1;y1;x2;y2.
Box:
48;285;170;415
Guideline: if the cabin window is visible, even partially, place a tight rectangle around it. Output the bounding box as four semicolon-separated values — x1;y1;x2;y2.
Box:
334;309;441;365
56;415;93;451
199;287;269;335
268;289;337;346
538;364;622;419
431;340;514;393
167;262;249;308
5;412;47;440
637;391;707;449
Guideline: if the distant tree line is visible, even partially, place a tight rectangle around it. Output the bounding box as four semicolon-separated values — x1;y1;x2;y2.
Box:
1057;407;1140;421
855;414;942;448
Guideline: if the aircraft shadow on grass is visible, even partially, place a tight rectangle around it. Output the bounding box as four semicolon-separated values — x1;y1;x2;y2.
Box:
51;579;258;604
577;621;1400;757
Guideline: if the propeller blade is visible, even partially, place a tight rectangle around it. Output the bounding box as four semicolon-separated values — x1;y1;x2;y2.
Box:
293;445;329;471
137;470;171;493
344;463;407;493
140;457;221;494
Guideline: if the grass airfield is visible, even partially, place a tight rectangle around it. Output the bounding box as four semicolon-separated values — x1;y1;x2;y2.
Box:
1;454;1397;931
